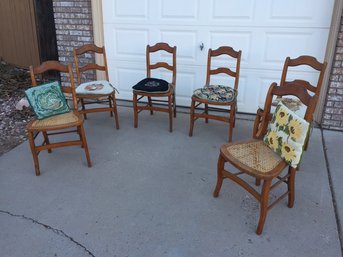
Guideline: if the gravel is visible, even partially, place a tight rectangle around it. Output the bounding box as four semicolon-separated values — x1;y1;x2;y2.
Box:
0;61;34;156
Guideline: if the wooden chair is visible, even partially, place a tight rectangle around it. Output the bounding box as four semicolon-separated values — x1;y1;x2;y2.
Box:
73;44;119;129
213;82;317;234
253;55;327;138
28;61;92;176
132;42;177;132
189;46;242;142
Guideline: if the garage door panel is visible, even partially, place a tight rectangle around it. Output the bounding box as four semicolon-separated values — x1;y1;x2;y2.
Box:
261;29;329;68
257;76;277;109
103;0;149;23
267;0;334;27
211;0;255;21
115;66;146;93
263;32;313;65
173;71;196;98
237;76;247;107
104;25;149;61
161;0;199;20
115;29;149;57
209;31;252;64
160;30;198;63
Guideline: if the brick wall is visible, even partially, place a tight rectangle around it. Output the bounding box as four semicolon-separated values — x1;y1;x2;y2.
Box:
52;0;95;85
322;12;343;131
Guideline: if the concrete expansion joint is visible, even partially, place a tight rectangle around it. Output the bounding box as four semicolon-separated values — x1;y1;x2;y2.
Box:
320;127;343;256
0;210;96;257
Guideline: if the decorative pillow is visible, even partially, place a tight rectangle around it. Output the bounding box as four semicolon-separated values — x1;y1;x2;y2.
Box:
263;102;310;168
132;78;170;93
193;85;237;103
25;81;70;120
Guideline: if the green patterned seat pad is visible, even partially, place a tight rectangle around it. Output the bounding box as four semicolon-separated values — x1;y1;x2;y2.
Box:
193;85;237;103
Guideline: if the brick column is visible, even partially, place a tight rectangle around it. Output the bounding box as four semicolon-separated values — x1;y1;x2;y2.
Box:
52;0;95;85
322;13;343;130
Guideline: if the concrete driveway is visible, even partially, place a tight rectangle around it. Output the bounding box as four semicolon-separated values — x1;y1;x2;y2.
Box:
0;105;342;257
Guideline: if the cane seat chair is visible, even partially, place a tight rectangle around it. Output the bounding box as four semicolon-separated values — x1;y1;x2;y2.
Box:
27;61;92;176
73;44;119;129
253;55;327;138
189;46;242;142
213;82;317;234
132;42;177;132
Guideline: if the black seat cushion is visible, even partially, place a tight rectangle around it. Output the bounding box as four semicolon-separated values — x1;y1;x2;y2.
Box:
132;78;170;93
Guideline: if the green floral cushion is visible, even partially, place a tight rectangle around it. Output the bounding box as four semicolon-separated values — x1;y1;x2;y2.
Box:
25;81;70;120
193;85;237;103
263;102;310;168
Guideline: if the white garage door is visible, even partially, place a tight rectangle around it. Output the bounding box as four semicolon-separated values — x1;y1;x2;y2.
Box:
102;0;334;113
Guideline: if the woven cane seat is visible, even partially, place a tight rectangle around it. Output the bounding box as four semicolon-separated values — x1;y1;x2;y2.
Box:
28;111;81;130
224;140;286;175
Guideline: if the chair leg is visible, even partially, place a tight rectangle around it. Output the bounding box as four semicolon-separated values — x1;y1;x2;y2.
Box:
148;96;153;115
77;126;84;148
79;124;92;168
255;178;261;186
112;93;120;129
42;131;52;153
228;124;233;143
256;179;272;235
133;93;138;128
213;154;225;197
205;103;209;123
28;131;40;176
168;95;173;132
189;99;195;137
228;105;235;142
80;98;87;119
232;105;236;128
173;94;176;118
288;167;296;208
108;95;113;117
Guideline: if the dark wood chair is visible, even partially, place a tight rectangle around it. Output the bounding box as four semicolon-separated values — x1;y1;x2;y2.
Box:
253;55;327;138
28;61;92;176
189;46;242;142
73;44;119;129
213;82;317;234
132;42;177;132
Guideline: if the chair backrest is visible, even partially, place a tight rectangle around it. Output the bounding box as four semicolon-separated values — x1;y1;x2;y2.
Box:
205;46;242;91
146;42;177;86
29;61;77;110
73;44;109;85
256;82;317;139
280;55;327;102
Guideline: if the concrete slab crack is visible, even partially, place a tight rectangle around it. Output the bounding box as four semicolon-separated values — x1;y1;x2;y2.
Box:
0;210;96;257
320;128;343;256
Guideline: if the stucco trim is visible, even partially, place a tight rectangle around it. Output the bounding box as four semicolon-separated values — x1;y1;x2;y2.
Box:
91;0;105;79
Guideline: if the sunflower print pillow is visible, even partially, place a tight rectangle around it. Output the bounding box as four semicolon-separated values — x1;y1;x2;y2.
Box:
263;102;310;168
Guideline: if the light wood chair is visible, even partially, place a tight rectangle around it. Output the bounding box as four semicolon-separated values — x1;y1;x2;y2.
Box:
132;42;177;132
253;55;327;138
73;44;119;129
189;46;242;142
28;61;92;176
213;82;317;234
